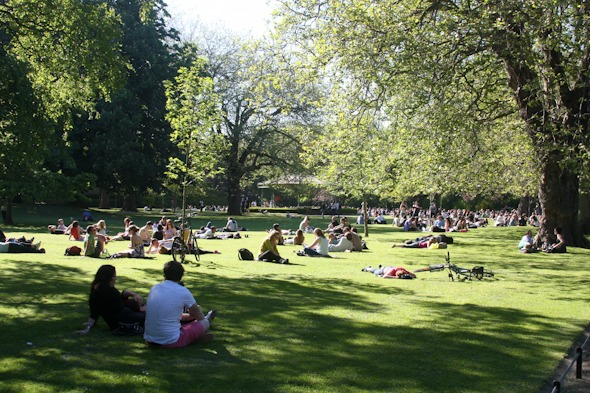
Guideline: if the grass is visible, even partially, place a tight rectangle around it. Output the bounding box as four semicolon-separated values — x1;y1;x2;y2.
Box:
0;204;589;392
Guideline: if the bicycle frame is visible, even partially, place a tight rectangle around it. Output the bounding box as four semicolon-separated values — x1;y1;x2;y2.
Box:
413;252;493;281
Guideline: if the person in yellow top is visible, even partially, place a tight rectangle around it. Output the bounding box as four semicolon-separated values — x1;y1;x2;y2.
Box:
258;230;289;264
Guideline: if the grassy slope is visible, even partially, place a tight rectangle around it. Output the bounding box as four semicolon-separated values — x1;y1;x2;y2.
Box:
0;205;588;393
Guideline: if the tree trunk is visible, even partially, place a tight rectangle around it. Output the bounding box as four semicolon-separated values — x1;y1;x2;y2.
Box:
99;189;110;209
362;198;369;238
517;195;531;216
226;167;243;216
537;155;588;247
121;194;137;212
1;198;13;225
579;191;590;234
227;185;242;216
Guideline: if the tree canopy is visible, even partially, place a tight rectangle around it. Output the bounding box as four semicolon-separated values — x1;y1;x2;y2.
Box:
276;0;590;245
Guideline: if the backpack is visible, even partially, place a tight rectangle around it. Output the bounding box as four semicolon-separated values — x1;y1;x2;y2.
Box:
65;245;82;256
238;248;254;261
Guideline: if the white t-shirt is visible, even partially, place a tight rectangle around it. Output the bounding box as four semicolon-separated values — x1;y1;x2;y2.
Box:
329;237;353;252
144;280;197;345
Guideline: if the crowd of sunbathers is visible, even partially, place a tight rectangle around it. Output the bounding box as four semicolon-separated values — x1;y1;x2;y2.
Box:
255;216;367;263
43;215;247;258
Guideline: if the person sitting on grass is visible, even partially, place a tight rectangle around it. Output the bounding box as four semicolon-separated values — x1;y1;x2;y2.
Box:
328;232;354;252
284;229;305;245
144;261;217;348
222;217;239;232
518;230;537;253
349;228;364;252
258;230;289;264
271;223;286;245
75;264;145;334
543;227;567;253
299;216;314;233
48;218;68;234
84;225;108;258
298;228;330;257
110;225;145;258
67;220;85;241
361;265;416;279
139;221;153;245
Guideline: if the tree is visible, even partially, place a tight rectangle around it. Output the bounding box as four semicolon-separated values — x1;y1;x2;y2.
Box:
165;62;222;225
194;32;321;215
0;0;124;223
69;0;180;211
276;0;590;246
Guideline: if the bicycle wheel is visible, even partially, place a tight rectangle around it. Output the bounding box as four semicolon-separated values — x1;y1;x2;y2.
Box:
190;235;200;262
171;237;186;264
413;264;446;273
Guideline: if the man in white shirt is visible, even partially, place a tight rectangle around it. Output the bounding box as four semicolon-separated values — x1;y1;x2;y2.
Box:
144;261;217;348
328;232;354;252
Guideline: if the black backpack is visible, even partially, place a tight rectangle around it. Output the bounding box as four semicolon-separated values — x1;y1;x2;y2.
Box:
238;248;254;261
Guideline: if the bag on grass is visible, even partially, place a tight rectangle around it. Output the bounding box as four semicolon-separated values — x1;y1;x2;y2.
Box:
65;246;82;256
238;248;254;261
112;322;144;336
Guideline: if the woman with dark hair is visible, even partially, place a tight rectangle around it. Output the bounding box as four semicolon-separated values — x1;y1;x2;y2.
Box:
76;265;145;334
544;227;567;253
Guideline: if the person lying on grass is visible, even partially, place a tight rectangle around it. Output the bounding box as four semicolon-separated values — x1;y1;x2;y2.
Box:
361;265;416;279
0;229;44;253
75;264;145;334
258;230;289;264
144;261;217;348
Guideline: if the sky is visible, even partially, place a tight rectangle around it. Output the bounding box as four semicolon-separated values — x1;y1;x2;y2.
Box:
164;0;277;37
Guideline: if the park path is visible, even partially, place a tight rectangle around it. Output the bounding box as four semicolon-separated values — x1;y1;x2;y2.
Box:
540;324;590;393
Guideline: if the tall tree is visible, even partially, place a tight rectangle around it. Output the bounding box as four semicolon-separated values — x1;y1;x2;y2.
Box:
0;0;124;223
70;0;179;211
276;0;590;246
195;33;321;215
164;62;222;222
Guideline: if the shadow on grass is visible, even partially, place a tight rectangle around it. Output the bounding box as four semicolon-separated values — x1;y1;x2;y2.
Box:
0;259;583;393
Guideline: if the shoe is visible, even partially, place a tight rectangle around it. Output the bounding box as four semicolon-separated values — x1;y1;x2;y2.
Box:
213;250;220;254
195;332;214;344
280;258;289;264
206;309;217;323
39;248;46;253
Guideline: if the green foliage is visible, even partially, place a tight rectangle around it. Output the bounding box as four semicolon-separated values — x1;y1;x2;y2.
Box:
0;0;125;210
165;62;223;195
69;0;180;207
1;0;125;119
189;31;323;213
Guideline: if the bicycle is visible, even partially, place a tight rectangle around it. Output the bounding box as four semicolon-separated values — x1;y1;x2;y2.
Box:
171;216;200;264
413;252;494;281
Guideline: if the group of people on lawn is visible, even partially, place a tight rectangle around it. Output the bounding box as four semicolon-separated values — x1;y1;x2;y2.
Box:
77;262;217;349
42;209;564;351
256;216;365;263
46;215;241;258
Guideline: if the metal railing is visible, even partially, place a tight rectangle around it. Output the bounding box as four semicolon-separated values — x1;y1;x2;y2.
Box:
550;334;589;393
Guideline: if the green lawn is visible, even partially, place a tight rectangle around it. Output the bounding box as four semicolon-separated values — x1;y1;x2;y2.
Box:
0;205;588;392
